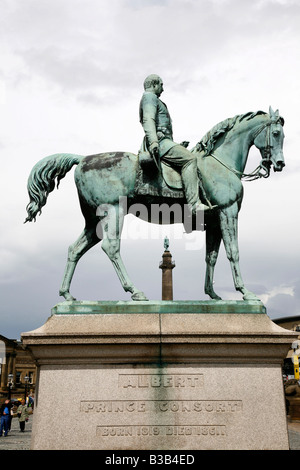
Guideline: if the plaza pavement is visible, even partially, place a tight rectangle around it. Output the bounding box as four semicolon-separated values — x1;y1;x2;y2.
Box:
0;415;32;450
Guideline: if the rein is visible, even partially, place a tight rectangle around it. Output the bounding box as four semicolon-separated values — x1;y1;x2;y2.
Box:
208;153;267;181
208;118;282;181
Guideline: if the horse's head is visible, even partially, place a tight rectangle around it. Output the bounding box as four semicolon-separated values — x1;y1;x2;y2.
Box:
253;106;285;176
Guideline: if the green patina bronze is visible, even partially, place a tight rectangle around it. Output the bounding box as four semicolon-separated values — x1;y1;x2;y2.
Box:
139;74;213;213
51;300;266;316
25;76;285;304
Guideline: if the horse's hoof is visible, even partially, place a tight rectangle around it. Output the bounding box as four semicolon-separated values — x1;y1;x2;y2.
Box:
205;290;222;301
131;291;149;301
243;292;259;301
211;295;222;301
60;291;76;301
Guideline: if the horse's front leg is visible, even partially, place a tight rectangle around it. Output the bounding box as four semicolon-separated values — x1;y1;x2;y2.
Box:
99;204;148;301
205;222;222;300
219;204;259;301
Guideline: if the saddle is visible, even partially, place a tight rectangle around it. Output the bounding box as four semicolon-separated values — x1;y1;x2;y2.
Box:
135;151;207;233
135;151;184;198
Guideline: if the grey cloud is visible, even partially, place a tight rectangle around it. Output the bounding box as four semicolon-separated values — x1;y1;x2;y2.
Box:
1;224;299;338
266;293;300;319
5;0;298;97
1;0;300;340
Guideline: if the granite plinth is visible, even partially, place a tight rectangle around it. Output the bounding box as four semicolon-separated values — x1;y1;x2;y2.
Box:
21;300;297;450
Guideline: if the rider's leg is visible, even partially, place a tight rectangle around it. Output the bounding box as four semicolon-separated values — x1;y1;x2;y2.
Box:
162;145;210;213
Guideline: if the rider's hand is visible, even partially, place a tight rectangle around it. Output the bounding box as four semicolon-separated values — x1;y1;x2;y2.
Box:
149;142;159;158
180;141;189;148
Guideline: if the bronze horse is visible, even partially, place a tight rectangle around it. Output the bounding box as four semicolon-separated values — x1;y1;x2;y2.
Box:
25;107;285;302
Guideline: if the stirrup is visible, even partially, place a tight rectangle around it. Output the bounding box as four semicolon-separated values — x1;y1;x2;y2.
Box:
191;201;211;214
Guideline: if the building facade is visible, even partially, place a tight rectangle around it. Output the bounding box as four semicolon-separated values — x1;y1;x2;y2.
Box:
273;316;300;379
0;334;36;403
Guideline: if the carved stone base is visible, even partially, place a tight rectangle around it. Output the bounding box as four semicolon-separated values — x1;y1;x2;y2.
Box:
21;301;297;450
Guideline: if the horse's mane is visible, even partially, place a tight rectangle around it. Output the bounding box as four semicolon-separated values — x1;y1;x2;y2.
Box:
192;110;267;156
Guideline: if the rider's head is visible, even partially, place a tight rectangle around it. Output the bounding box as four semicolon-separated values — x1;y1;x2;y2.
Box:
143;74;164;97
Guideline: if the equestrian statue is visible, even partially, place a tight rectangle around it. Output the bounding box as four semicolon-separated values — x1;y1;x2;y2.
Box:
25;74;285;302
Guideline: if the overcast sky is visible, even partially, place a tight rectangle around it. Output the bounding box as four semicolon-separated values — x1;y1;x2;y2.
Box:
1;0;300;339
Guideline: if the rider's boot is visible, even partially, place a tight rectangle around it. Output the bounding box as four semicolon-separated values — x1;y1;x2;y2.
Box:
181;160;217;214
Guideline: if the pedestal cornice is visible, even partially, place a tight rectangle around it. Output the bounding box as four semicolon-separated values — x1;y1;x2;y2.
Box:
21;301;298;366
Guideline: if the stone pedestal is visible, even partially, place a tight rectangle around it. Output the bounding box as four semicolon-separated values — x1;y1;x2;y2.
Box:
21;300;297;450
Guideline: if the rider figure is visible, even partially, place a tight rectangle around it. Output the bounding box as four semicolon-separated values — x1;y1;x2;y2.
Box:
139;74;211;214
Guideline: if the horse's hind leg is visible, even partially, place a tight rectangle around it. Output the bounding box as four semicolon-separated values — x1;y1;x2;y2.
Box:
99;204;148;301
59;224;100;301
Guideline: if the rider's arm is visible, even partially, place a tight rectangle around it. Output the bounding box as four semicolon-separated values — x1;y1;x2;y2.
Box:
140;93;159;154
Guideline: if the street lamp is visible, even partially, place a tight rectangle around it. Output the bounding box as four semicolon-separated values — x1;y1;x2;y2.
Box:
24;375;29;402
7;373;13;400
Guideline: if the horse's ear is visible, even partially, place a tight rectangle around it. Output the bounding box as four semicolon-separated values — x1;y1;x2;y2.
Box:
275;109;284;125
269;106;275;117
269;106;284;125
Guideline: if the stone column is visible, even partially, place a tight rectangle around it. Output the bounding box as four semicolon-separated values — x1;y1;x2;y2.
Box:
159;237;175;300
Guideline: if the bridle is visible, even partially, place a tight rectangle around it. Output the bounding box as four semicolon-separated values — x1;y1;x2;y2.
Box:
251;116;284;177
209;116;284;181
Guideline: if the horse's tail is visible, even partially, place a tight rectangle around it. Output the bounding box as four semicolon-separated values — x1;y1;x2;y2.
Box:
25;153;83;223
